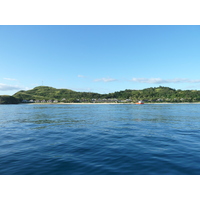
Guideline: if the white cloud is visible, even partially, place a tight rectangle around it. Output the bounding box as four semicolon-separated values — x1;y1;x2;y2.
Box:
0;83;22;91
78;75;85;78
3;78;18;81
131;78;200;84
94;78;117;82
189;79;200;83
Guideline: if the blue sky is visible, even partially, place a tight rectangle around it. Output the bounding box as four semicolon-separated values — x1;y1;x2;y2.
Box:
1;25;200;95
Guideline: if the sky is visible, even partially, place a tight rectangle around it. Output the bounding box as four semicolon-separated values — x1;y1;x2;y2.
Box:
1;25;200;95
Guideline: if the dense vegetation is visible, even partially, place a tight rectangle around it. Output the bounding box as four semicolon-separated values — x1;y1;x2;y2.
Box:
0;95;19;104
13;86;102;103
106;86;200;102
12;86;200;103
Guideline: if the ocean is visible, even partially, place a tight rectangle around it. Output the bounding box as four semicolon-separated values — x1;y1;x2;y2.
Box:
0;103;200;175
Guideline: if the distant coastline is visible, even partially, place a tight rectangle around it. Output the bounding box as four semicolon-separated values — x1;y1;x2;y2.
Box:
31;102;200;105
2;85;200;104
2;102;200;105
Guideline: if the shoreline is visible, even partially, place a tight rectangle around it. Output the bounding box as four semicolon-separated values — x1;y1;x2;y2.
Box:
2;102;200;105
29;102;200;105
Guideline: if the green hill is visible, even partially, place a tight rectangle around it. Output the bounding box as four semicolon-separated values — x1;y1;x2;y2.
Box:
13;86;102;102
0;95;19;104
12;86;200;103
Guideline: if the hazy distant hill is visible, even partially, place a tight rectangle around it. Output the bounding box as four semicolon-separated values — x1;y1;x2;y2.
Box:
12;86;200;103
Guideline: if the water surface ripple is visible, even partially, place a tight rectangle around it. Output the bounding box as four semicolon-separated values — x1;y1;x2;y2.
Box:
0;104;200;174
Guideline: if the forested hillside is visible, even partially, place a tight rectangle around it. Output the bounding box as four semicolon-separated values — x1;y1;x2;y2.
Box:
13;86;102;102
0;95;19;104
12;86;200;103
106;86;200;102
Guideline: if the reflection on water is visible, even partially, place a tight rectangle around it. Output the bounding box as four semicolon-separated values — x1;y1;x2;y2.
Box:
0;104;200;174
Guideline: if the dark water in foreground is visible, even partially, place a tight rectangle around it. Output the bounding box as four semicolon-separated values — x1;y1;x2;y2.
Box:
0;104;200;175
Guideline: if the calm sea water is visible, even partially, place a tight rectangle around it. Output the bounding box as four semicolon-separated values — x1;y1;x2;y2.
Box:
0;104;200;175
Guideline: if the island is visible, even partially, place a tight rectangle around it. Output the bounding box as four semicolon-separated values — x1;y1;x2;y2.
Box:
1;86;200;104
0;86;197;104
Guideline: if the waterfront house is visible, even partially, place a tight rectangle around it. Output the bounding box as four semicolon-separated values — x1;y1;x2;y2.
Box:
22;99;28;103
